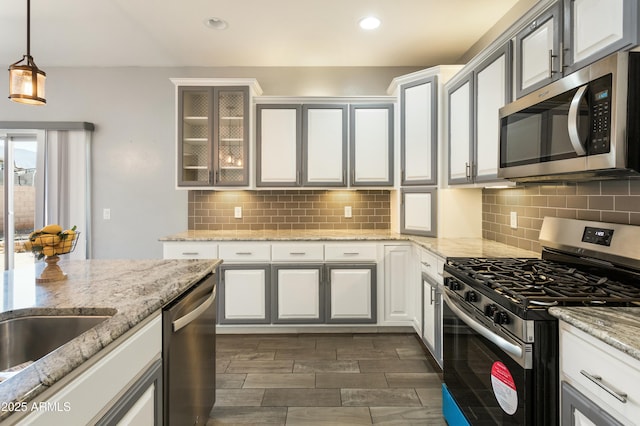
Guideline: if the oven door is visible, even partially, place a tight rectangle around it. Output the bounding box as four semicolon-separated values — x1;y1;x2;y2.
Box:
442;289;533;425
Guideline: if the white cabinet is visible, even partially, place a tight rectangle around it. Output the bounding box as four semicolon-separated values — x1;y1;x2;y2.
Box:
218;265;270;324
326;264;377;324
474;42;512;182
515;3;562;97
383;244;414;323
400;188;437;237
400;77;437;185
272;265;324;323
163;242;218;259
448;42;512;185
303;104;348;186
419;248;444;368
17;315;162;426
563;0;637;73
350;104;394;186
559;321;640;425
256;104;302;186
448;75;474;184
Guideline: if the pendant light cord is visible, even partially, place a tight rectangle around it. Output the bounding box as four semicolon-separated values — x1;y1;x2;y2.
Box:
26;0;31;58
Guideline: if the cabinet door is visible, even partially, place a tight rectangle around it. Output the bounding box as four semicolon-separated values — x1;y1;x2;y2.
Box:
219;265;270;324
448;75;474;184
474;42;512;182
401;77;437;185
213;87;249;186
401;188;437;237
383;245;413;323
326;264;377;324
564;0;636;74
178;87;212;186
515;3;562;98
256;104;301;186
303;104;348;186
349;104;394;186
272;265;324;323
422;277;436;353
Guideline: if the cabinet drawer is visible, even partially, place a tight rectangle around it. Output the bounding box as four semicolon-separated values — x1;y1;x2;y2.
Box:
163;242;218;259
324;244;377;262
271;243;324;262
219;243;271;262
419;249;444;282
560;324;640;423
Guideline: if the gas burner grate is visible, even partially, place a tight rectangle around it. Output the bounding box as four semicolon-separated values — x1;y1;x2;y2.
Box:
447;257;640;309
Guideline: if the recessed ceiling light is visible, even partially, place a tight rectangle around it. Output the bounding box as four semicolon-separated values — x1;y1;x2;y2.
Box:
359;16;381;30
204;17;228;30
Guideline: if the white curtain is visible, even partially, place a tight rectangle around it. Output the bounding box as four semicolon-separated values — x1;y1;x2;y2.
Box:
41;129;92;259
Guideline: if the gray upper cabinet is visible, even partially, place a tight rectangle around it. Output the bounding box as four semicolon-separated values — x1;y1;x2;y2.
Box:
177;86;213;187
474;42;512;183
563;0;638;74
400;77;438;186
256;104;302;187
447;74;474;185
302;104;348;186
515;2;562;98
175;82;255;188
349;104;394;187
213;87;250;186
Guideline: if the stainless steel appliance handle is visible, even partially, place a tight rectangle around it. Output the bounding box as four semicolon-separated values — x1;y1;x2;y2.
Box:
567;84;588;156
442;290;523;359
580;370;628;403
173;286;216;332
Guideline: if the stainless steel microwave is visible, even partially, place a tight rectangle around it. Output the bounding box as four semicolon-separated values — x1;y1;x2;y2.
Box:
498;51;640;182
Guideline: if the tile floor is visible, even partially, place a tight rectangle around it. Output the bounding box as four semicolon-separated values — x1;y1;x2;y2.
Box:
209;333;446;425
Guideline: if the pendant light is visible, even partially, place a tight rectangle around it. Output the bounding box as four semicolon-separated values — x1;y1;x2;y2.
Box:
8;0;46;105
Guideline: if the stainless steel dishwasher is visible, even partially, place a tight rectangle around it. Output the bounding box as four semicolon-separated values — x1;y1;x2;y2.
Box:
162;273;216;426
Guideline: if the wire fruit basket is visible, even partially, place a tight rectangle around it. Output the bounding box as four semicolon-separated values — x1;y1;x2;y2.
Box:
23;225;80;283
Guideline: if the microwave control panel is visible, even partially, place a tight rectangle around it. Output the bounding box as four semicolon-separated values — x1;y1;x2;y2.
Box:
589;74;612;154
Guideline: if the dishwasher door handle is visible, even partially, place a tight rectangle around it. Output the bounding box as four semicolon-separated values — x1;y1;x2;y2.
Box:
173;286;216;332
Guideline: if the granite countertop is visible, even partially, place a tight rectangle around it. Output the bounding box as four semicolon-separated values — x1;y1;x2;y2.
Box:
549;307;640;362
160;230;540;259
0;258;221;420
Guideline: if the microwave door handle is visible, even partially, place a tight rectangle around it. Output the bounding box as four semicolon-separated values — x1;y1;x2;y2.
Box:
442;290;523;359
568;84;588;156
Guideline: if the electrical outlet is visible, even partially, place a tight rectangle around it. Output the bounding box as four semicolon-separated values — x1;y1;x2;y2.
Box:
510;211;518;229
344;206;352;218
103;208;111;220
234;206;242;219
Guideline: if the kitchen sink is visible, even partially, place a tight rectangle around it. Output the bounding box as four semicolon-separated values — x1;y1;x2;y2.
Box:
0;315;112;372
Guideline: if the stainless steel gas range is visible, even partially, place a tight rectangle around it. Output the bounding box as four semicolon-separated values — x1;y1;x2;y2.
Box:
441;217;640;426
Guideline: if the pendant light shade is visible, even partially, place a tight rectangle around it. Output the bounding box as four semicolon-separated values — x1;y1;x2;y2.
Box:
8;0;46;105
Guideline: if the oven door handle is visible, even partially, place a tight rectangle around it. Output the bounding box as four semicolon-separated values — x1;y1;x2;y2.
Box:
567;84;588;156
443;290;523;359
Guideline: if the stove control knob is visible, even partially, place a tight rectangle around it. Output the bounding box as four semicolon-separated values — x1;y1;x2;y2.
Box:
464;291;478;302
484;304;498;317
493;310;510;325
449;280;462;291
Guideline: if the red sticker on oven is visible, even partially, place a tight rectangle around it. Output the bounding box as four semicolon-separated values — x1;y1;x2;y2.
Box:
490;361;518;415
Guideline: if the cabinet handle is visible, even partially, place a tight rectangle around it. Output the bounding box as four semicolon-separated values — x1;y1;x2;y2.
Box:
580;370;628;403
549;50;558;79
421;261;432;268
430;286;435;305
289;252;306;255
182;252;200;256
343;252;360;255
235;252;253;255
465;162;471;180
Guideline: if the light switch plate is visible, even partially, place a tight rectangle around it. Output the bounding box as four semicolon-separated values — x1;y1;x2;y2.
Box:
510;211;518;229
234;206;242;219
344;206;352;218
103;208;111;220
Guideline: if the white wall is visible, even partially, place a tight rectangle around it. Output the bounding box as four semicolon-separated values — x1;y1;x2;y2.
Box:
0;66;418;258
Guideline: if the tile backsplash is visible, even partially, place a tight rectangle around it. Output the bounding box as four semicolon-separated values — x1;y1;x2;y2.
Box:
189;190;390;231
482;179;640;253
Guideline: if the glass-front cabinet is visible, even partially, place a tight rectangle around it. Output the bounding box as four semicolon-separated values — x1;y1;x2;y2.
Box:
213;87;249;186
174;79;260;188
179;87;212;186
